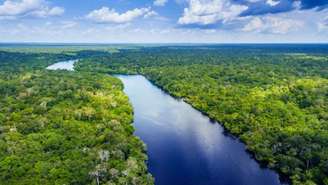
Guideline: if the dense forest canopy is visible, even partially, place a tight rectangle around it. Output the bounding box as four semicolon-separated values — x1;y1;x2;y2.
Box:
0;44;327;185
76;45;328;185
0;50;153;185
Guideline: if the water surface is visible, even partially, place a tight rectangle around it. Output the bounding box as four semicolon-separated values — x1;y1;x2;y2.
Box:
117;75;285;185
46;60;77;71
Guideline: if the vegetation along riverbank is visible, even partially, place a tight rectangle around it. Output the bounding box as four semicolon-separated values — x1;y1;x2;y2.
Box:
76;45;328;185
0;50;153;185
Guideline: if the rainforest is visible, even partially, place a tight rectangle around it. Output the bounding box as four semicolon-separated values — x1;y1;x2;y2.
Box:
0;44;327;185
0;48;153;185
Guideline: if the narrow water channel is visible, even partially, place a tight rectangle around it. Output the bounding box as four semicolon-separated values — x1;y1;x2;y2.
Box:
117;75;284;185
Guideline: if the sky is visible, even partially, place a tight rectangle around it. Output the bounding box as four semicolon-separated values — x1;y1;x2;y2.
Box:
0;0;327;43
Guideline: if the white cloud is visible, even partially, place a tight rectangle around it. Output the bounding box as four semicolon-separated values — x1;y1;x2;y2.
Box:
0;0;41;16
86;7;155;24
178;0;248;25
154;0;168;6
0;0;64;19
30;6;64;17
242;16;303;34
318;16;328;31
266;0;280;6
144;10;158;18
242;17;263;32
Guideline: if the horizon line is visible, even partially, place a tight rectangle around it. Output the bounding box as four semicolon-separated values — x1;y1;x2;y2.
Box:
1;42;328;45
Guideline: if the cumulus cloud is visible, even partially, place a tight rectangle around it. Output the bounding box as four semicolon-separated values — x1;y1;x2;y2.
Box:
0;0;64;19
242;16;303;34
177;0;314;34
178;0;248;26
154;0;168;6
86;7;155;24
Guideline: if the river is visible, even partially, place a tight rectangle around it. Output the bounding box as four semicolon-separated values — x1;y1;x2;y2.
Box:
117;75;285;185
46;60;284;185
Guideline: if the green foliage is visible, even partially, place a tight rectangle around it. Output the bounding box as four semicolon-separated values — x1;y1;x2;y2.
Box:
0;51;153;185
77;46;328;185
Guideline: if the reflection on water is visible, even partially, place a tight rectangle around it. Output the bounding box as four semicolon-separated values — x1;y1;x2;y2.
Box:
46;60;77;71
117;75;285;185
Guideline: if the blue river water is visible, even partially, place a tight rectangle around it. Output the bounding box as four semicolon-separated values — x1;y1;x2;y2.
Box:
117;75;286;185
45;60;286;185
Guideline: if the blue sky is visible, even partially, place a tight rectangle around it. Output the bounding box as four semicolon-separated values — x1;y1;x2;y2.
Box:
0;0;327;43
